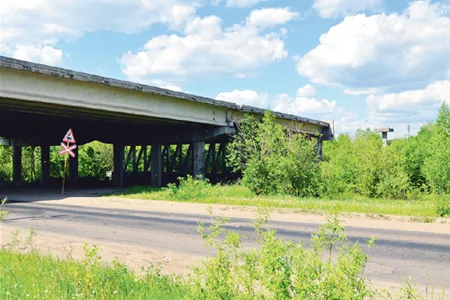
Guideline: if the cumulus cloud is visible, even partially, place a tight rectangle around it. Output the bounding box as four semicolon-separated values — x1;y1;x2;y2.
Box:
11;45;64;65
296;84;316;97
227;0;266;7
246;8;298;28
298;0;450;93
367;80;450;123
120;8;296;81
0;0;199;65
213;0;266;7
216;89;268;107
313;0;383;18
272;84;337;121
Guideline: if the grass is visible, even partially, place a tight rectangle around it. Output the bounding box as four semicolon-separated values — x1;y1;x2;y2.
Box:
0;246;187;300
114;180;448;219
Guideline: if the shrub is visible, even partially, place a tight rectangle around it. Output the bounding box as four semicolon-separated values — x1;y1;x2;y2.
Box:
227;111;321;197
436;195;450;217
187;209;377;299
0;197;7;222
167;175;213;201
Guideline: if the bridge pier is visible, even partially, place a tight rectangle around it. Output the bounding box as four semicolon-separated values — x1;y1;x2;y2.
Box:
40;145;50;186
69;147;78;183
113;144;124;187
13;146;22;185
193;141;205;179
151;144;162;187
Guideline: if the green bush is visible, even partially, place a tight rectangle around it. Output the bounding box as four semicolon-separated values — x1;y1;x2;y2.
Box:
227;111;321;197
436;195;450;217
167;175;213;201
187;210;377;299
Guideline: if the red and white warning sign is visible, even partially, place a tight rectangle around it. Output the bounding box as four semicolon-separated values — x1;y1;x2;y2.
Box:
59;142;77;158
59;129;77;158
62;128;76;144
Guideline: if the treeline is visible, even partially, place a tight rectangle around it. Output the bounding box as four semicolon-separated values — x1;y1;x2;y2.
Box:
227;103;450;199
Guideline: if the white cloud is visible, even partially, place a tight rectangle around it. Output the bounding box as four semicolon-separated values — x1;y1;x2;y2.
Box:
298;0;450;93
213;0;266;7
120;8;296;81
246;8;298;28
296;84;316;97
11;45;63;65
367;80;450;124
216;89;268;107
273;85;337;121
151;80;183;92
313;0;383;18
0;0;199;65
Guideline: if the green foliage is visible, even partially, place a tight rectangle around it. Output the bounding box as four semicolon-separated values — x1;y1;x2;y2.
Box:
228;111;321;197
0;245;187;299
0;146;12;182
436;195;450;217
121;184;439;218
0;197;8;223
167;175;214;201
21;146;41;183
377;139;410;199
422;126;450;194
79;141;113;179
188;210;376;299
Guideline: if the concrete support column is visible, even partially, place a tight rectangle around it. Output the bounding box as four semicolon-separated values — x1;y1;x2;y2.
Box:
113;144;124;187
69;147;78;182
193;141;205;179
151;144;162;187
316;139;323;159
13;146;22;185
40;145;50;186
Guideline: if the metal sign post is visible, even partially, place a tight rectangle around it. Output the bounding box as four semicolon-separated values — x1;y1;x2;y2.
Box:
58;129;77;195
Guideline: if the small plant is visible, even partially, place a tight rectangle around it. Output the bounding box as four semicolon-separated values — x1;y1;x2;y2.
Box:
436;195;450;217
0;197;7;223
26;228;37;249
167;175;213;201
398;277;424;300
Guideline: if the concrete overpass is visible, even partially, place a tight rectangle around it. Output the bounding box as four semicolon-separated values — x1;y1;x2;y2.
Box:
0;56;333;187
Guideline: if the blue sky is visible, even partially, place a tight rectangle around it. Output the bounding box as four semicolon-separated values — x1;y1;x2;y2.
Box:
2;0;450;137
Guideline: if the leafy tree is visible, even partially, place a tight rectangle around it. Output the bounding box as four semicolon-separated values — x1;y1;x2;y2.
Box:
227;111;320;196
78;141;113;180
0;145;12;182
422;103;450;193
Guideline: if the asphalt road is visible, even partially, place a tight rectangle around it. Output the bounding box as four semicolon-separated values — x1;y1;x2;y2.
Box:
2;198;450;293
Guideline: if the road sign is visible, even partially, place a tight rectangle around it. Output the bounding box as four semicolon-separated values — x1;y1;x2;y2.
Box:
63;128;76;144
59;142;77;158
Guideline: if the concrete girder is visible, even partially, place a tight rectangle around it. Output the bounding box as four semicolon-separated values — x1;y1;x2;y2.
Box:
0;67;229;127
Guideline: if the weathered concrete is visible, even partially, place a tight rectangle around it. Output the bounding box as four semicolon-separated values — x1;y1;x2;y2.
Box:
40;145;50;186
69;147;78;182
0;56;334;187
151;144;162;187
193;141;205;179
0;56;332;146
113;144;124;187
12;146;22;184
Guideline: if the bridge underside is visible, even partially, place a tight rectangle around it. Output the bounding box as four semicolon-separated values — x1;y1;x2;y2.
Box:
0;98;235;188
